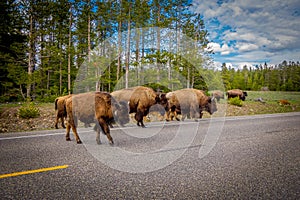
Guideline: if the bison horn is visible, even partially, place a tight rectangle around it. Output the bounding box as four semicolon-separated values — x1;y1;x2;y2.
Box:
211;96;215;101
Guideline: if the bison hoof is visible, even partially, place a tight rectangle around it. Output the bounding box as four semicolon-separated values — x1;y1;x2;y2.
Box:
109;140;114;145
77;140;82;144
55;125;59;129
66;138;71;141
96;140;101;145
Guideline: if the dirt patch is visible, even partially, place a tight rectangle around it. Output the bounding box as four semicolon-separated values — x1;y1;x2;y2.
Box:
0;104;56;133
0;99;299;133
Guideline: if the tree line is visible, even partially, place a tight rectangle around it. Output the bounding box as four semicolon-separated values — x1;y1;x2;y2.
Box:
1;0;299;103
1;0;210;102
219;61;300;92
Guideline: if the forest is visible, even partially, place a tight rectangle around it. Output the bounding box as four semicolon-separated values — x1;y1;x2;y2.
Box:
1;0;300;103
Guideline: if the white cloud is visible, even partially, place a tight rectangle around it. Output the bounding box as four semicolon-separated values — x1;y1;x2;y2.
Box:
236;43;259;52
207;42;234;55
192;0;300;67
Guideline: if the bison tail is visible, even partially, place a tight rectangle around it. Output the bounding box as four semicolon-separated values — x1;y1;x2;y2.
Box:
55;98;59;110
63;103;67;117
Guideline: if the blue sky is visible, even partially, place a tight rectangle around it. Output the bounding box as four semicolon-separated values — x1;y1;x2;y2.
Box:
191;0;300;69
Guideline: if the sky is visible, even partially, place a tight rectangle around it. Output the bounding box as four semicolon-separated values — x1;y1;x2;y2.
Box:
191;0;300;69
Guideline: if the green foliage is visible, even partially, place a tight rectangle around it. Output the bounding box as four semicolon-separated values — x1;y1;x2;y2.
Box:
229;97;243;107
220;61;300;91
1;0;300;104
143;83;171;93
35;95;57;103
18;103;40;119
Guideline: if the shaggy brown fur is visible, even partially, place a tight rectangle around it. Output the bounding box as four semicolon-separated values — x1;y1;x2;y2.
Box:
165;88;217;121
226;89;248;101
279;99;291;105
111;86;164;127
211;90;225;102
54;94;72;129
65;92;129;144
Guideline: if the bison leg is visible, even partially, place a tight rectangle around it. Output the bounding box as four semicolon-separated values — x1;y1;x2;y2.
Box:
69;123;82;144
55;118;59;129
135;112;146;128
98;119;114;145
199;112;203;119
55;114;61;129
61;116;66;129
173;110;180;121
165;110;171;121
66;118;82;144
94;125;101;145
65;123;71;141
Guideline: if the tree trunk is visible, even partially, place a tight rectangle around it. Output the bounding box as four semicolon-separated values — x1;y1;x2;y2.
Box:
27;14;34;100
59;58;62;95
125;3;131;89
68;7;72;95
87;10;91;92
136;29;140;85
117;0;122;82
156;4;161;83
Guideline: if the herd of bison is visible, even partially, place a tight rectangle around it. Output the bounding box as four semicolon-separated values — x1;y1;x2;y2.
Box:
54;86;247;144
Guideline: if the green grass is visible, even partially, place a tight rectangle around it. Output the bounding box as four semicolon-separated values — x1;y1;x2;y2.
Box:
246;91;300;103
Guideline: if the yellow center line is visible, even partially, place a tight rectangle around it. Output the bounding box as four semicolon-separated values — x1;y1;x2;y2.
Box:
0;165;69;179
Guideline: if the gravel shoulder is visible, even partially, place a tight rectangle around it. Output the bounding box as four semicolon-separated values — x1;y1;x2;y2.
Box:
1;98;299;133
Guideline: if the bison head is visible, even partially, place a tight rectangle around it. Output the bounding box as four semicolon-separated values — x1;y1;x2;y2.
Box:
204;96;217;115
156;93;169;111
241;91;248;101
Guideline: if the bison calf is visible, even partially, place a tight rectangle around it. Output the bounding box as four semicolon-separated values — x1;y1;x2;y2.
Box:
65;92;129;144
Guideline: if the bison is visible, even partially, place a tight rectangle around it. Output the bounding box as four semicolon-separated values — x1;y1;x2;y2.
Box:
55;94;91;129
111;86;167;128
54;94;72;129
211;90;224;102
165;88;217;121
65;92;129;144
279;99;291;105
226;89;248;101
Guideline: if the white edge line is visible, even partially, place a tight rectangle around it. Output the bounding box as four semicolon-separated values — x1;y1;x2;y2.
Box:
1;112;299;141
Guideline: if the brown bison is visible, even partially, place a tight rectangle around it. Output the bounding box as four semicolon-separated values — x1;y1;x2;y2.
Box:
54;94;72;129
165;88;217;121
111;86;167;128
55;94;91;129
226;89;248;101
65;92;129;144
279;99;291;105
211;90;225;102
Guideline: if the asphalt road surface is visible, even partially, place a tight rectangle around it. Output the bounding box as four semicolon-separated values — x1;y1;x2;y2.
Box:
0;112;299;199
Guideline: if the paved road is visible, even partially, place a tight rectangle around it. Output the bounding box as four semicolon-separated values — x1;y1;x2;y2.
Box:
0;113;299;199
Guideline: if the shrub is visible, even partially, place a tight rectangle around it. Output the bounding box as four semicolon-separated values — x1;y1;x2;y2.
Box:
229;97;243;107
18;103;40;119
